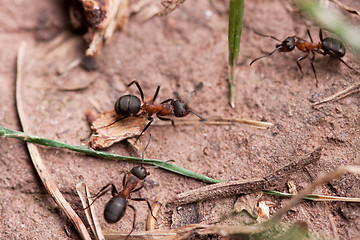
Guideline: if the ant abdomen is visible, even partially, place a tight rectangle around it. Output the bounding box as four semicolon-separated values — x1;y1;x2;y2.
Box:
114;94;141;116
322;37;346;57
104;196;127;223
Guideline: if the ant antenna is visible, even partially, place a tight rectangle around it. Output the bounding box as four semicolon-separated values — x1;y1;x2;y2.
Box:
249;46;281;66
187;90;206;121
253;30;282;42
187;90;195;105
147;159;175;169
141;134;152;165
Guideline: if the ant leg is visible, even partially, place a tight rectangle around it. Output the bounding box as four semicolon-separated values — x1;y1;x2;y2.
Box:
319;28;324;42
128;80;145;103
296;54;308;78
122;171;130;188
310;53;318;87
126;204;137;238
333;55;355;70
132;184;145;193
158;115;175;126
134;118;154;144
98;115;130;129
151;86;160;104
307;30;314;43
84;183;118;210
160;98;174;104
130;198;157;221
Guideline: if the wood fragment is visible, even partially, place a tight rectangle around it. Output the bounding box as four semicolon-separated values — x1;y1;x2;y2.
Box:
169;147;322;206
147;197;164;231
16;42;91;240
159;0;186;16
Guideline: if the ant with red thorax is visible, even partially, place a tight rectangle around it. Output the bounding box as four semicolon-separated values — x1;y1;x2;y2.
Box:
250;29;354;87
86;135;168;236
114;80;205;142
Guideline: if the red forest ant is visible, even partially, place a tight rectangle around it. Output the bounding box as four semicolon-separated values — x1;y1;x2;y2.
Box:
86;135;166;236
250;29;354;87
114;80;205;142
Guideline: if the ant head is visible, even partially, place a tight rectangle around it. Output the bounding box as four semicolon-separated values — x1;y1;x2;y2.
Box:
276;37;295;52
173;100;189;118
131;166;149;180
132;134;152;180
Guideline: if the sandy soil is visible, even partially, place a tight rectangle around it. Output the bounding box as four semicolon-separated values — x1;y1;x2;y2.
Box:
1;0;359;239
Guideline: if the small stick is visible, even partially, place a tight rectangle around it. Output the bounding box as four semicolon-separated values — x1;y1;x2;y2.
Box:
146;197;164;231
76;181;105;240
313;83;360;106
169;147;322;206
152;116;273;128
16;42;91;240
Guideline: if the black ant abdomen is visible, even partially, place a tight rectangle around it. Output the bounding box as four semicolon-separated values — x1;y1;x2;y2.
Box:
114;94;141;116
104;196;127;223
322;37;346;57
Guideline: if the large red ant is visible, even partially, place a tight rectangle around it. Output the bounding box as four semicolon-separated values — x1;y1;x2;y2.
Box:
114;80;205;142
250;29;354;87
86;135;166;235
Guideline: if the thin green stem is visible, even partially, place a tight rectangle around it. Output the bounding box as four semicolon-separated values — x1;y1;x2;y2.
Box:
0;126;222;184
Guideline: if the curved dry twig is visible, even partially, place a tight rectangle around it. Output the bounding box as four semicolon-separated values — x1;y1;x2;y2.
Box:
16;42;91;240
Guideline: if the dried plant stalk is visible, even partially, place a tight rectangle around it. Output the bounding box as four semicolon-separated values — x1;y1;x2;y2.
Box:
16;42;91;240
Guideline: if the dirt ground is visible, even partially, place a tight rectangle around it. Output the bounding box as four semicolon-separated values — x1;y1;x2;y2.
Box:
1;0;360;239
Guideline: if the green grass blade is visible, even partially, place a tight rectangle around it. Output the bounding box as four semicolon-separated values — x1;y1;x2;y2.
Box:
0;126;222;184
228;0;244;108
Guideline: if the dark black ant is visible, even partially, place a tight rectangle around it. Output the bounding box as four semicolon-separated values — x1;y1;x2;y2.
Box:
114;80;205;142
86;135;166;235
250;29;353;87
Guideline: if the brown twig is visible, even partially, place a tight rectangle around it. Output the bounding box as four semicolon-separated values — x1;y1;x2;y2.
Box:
76;181;105;240
169;147;322;206
16;42;91;240
153;116;273;128
313;83;360;106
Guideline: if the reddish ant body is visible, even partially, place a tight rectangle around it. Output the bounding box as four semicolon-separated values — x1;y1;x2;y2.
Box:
87;136;160;235
250;29;353;86
114;81;205;141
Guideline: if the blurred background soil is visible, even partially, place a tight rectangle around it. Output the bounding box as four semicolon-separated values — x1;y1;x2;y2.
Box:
0;0;359;239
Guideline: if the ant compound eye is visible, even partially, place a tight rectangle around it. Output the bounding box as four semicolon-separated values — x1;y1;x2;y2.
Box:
173;100;188;117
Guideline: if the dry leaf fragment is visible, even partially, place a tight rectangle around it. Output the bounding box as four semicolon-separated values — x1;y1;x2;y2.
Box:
89;109;146;149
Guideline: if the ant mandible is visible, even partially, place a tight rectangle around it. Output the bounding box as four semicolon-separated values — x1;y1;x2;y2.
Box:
86;135;160;235
114;80;205;142
250;29;353;87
